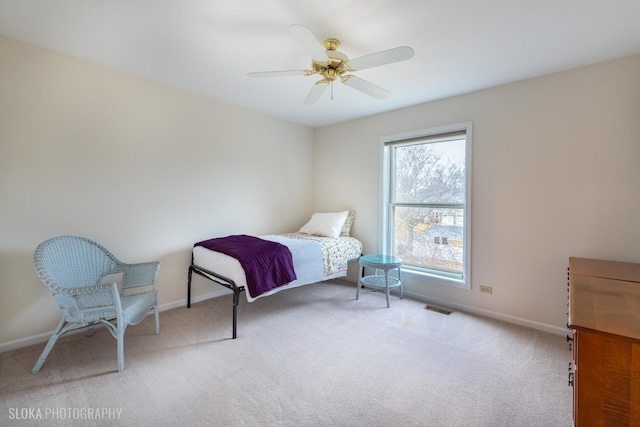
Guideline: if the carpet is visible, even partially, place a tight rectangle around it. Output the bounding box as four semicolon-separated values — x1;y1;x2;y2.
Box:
0;279;572;426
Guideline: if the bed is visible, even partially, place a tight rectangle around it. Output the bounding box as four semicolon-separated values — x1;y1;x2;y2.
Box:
187;211;363;338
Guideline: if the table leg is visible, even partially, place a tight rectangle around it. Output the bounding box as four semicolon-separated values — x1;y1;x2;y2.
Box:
356;263;363;300
385;269;390;308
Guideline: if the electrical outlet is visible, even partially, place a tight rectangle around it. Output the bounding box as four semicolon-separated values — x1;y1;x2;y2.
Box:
480;285;493;294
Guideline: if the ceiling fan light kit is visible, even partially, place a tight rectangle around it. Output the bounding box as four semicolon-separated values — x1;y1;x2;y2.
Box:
247;25;414;104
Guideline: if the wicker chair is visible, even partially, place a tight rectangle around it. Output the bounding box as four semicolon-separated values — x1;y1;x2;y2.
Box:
32;235;160;373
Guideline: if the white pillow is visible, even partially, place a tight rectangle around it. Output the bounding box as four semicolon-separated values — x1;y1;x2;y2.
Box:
299;211;349;238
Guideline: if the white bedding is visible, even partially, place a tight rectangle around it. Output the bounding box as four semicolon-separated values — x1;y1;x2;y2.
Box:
192;233;362;302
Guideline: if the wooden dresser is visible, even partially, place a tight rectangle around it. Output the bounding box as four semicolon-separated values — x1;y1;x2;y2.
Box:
567;257;640;427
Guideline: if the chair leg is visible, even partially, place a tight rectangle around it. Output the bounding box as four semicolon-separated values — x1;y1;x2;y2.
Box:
117;330;125;372
154;306;160;335
32;317;66;373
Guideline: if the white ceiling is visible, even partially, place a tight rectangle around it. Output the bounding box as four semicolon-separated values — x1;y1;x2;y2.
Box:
1;0;640;128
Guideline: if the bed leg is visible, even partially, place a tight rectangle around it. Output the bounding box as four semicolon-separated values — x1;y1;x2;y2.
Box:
187;266;193;308
232;290;240;339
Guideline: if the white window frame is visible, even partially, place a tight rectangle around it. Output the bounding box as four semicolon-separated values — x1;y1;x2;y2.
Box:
380;122;472;289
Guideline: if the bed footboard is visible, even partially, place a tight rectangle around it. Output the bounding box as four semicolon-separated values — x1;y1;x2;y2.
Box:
187;264;245;339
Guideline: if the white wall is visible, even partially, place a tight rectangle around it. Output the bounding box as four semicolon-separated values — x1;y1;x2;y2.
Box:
314;54;640;333
2;33;639;349
0;36;315;347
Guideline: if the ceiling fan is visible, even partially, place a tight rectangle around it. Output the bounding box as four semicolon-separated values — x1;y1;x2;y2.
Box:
247;25;415;105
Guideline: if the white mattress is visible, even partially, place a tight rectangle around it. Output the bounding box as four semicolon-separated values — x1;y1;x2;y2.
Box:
192;234;360;302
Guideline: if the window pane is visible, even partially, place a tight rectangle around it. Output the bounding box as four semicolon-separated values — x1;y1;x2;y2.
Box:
393;139;466;204
393;206;464;274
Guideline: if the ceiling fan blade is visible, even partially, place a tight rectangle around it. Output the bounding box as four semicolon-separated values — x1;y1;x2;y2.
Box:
289;25;329;62
347;46;414;71
247;70;308;78
304;81;329;105
342;75;390;99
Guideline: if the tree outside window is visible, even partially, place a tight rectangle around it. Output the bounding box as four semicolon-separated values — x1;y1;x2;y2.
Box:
383;125;471;286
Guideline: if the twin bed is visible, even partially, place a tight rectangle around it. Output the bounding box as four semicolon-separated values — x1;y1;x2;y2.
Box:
187;211;363;338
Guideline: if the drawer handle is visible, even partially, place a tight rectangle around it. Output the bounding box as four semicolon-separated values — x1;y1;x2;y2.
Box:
568;362;574;386
566;334;573;351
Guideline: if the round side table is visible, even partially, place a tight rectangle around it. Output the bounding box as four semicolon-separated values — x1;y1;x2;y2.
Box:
356;254;403;308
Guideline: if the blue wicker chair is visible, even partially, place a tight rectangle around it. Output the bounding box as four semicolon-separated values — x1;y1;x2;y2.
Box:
32;235;160;373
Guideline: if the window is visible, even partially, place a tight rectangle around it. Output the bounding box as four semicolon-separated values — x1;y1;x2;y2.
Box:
381;123;472;288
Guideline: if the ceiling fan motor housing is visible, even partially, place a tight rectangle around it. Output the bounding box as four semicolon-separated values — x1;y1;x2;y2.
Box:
311;38;351;82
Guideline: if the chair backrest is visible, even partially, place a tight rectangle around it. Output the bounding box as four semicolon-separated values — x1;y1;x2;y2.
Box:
33;236;121;292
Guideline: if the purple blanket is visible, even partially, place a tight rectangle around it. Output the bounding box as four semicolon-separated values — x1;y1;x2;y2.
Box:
194;234;297;298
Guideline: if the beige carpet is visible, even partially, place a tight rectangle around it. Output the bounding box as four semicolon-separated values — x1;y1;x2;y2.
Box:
0;280;572;426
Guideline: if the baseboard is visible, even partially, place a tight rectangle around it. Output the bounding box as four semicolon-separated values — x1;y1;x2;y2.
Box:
401;290;568;336
0;331;54;354
159;288;230;311
340;277;567;336
0;286;567;353
0;289;230;354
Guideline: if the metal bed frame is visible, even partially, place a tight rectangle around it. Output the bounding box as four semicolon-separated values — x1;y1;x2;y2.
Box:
187;246;363;339
187;264;244;339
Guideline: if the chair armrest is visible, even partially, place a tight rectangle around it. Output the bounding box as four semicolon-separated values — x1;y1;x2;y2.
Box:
53;282;114;296
120;261;161;290
52;283;119;313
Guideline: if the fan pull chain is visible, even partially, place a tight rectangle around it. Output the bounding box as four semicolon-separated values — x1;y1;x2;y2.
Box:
331;81;334;100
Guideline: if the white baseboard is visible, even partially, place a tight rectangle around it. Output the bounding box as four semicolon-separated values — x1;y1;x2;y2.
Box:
159;288;231;312
0;285;567;353
0;289;230;354
340;277;567;336
0;331;54;354
401;290;568;336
